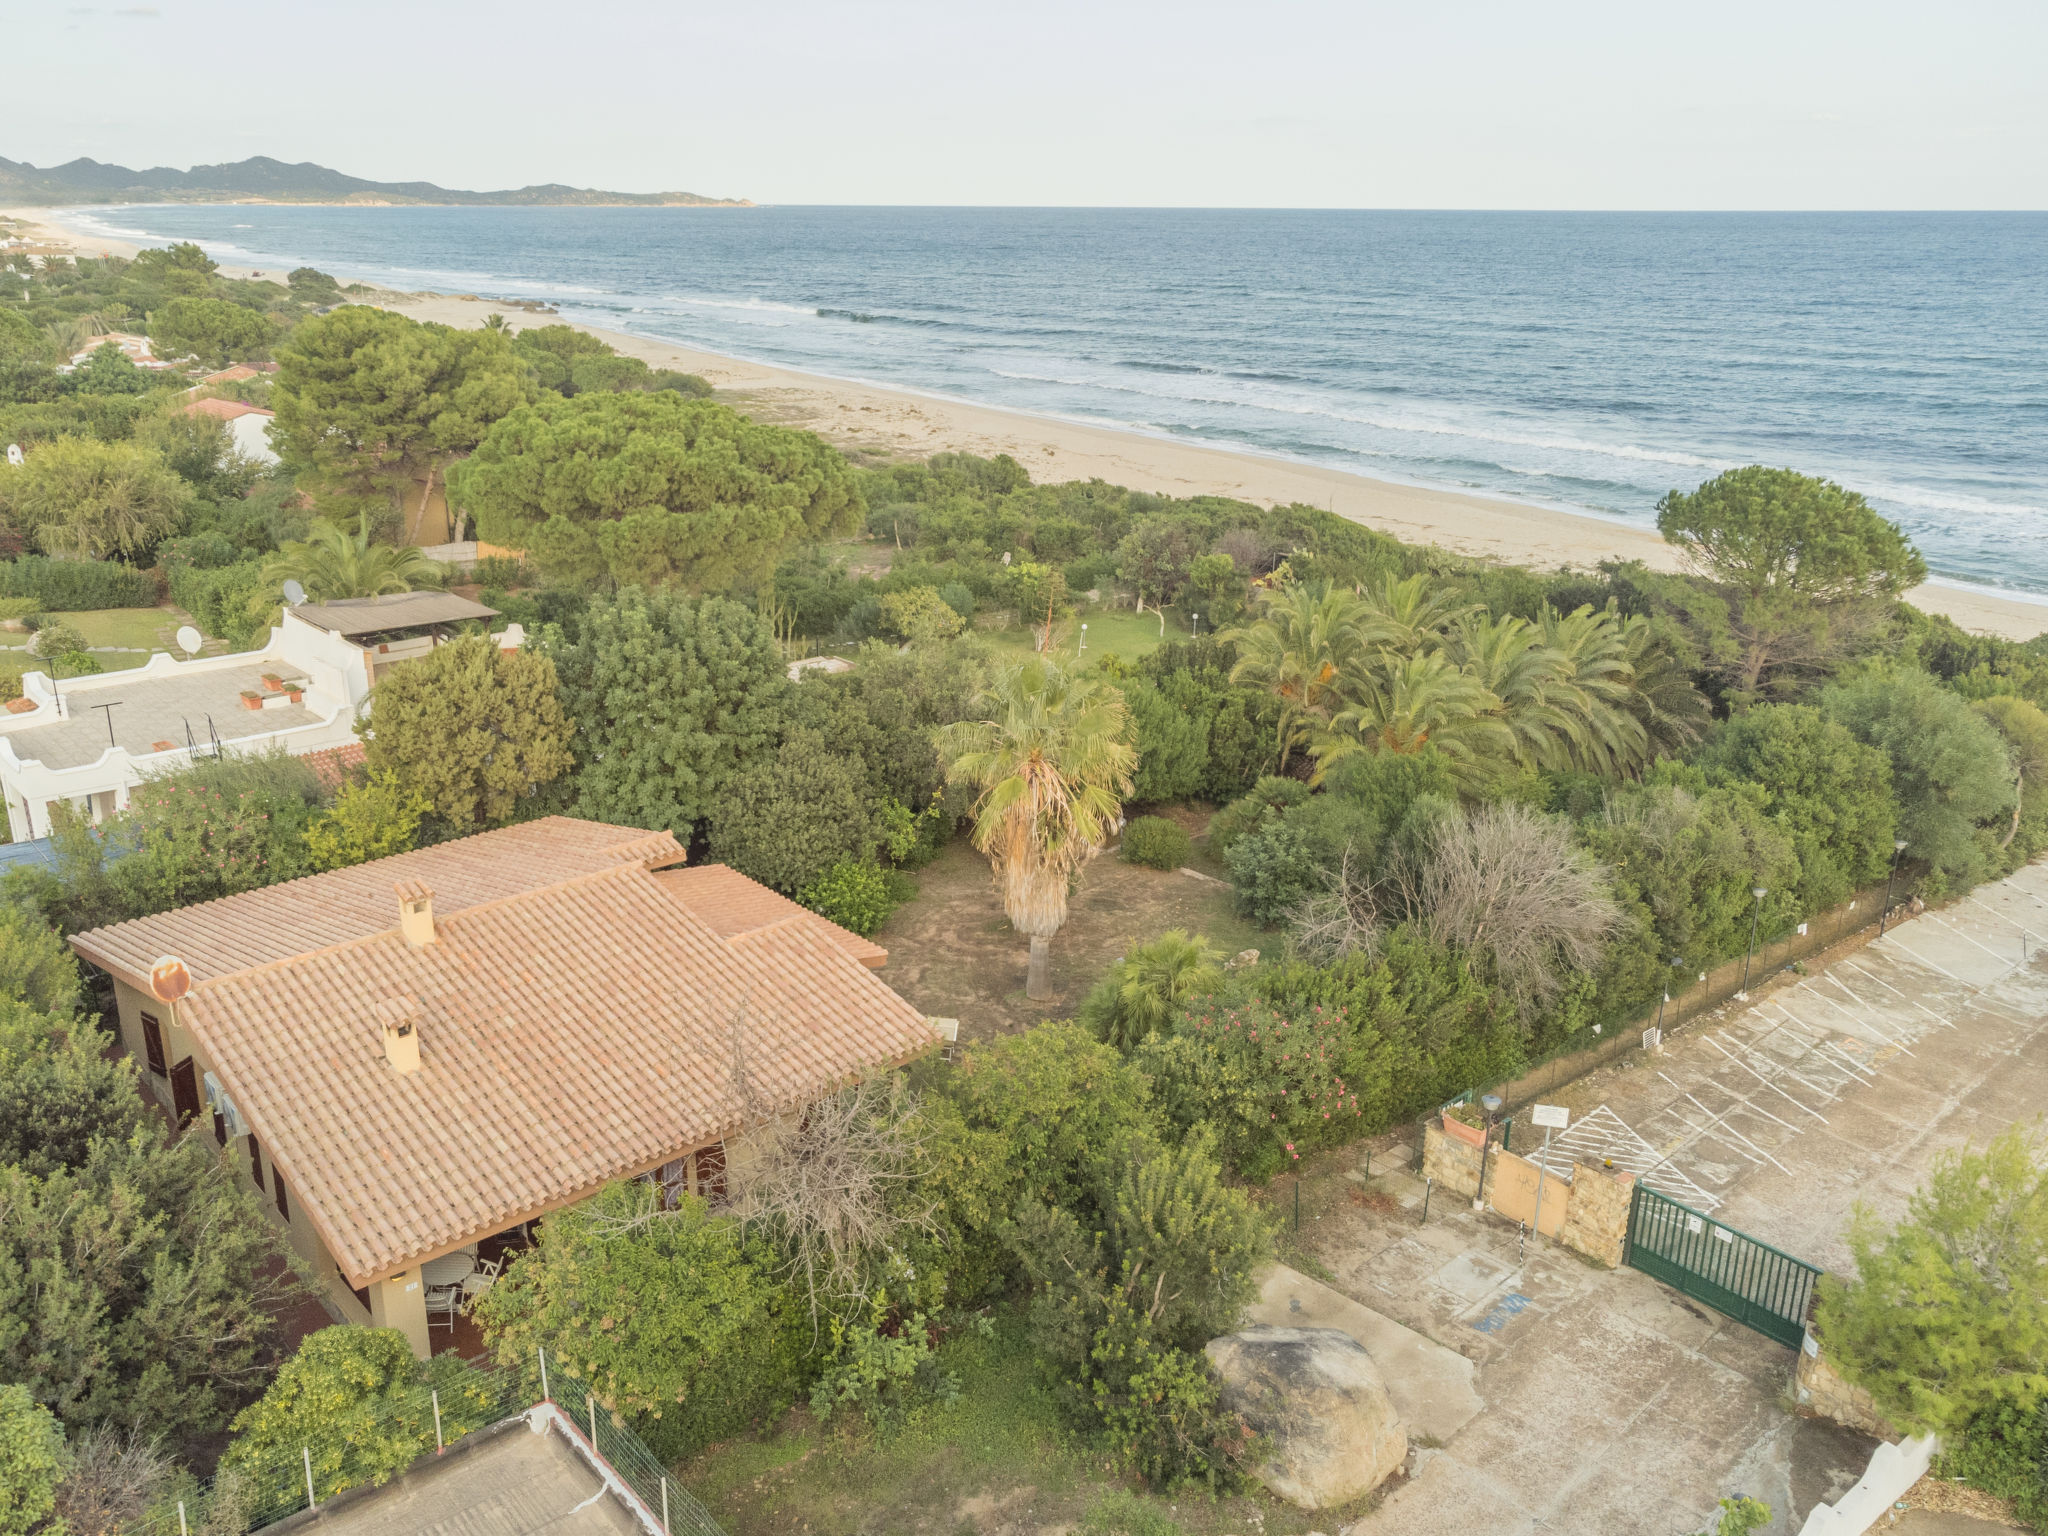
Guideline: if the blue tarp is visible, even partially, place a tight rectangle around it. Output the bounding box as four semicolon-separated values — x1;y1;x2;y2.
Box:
0;837;58;874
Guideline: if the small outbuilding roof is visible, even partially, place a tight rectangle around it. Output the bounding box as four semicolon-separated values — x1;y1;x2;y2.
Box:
290;590;500;636
181;397;274;422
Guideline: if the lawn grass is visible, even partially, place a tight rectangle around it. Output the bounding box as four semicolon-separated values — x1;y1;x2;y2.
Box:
63;606;196;652
0;607;218;689
983;606;1197;669
676;1307;1345;1536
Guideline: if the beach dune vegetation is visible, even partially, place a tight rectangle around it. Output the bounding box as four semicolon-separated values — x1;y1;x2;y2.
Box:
449;391;860;590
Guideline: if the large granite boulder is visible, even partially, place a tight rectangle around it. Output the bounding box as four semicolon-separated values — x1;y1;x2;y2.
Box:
1204;1325;1407;1509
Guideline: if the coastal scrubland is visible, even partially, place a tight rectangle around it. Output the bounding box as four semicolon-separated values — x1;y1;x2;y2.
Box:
4;235;2048;1536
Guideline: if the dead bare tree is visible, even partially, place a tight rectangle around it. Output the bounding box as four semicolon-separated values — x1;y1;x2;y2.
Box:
727;1071;935;1334
51;1428;175;1536
1287;841;1384;963
1422;801;1619;1020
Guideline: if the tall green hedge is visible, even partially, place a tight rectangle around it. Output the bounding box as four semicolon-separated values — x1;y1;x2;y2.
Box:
0;556;157;610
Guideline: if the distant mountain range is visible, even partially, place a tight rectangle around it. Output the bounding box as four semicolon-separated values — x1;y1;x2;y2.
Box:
0;155;750;207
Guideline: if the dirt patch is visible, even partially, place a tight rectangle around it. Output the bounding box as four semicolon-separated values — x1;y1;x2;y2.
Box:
875;835;1268;1038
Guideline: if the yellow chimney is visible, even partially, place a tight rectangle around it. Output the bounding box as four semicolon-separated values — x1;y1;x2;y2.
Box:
375;995;422;1075
394;880;436;947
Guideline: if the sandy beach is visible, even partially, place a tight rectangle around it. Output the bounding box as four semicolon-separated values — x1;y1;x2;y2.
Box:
12;204;2045;641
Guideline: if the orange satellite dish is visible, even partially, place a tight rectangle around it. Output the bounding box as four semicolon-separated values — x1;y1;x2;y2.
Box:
149;956;191;1002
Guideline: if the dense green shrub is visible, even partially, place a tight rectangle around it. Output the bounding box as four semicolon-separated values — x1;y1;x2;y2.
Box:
1121;815;1192;870
1207;776;1311;860
473;1181;810;1459
1135;997;1363;1180
166;558;274;648
222;1328;497;1503
1223;816;1327;923
0;1384;68;1536
908;1023;1159;1304
1940;1400;2048;1528
1824;668;2016;891
0;555;156;609
798;858;900;937
1008;1131;1270;1487
707;727;879;892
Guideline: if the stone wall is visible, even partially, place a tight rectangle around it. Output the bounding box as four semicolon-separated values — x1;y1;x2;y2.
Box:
1420;1123;1632;1269
1795;1335;1900;1441
1559;1162;1634;1268
1421;1120;1484;1199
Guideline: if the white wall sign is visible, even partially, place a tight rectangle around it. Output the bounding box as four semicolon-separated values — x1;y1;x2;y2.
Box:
1531;1103;1569;1129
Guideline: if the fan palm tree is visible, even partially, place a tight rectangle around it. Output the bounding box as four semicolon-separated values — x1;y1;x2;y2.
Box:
1081;929;1227;1052
262;515;445;602
937;659;1137;999
1222;581;1371;768
1315;649;1508;784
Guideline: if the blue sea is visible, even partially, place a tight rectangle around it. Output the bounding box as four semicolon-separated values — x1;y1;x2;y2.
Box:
68;206;2048;598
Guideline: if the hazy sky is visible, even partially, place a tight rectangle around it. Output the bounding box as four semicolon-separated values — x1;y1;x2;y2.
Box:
5;0;2044;208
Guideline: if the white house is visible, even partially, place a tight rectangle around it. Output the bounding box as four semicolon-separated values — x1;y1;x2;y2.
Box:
180;397;281;466
1;592;507;843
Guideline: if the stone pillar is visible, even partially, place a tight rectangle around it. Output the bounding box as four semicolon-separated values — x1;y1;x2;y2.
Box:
1558;1163;1634;1268
369;1269;432;1359
1796;1334;1900;1440
1420;1121;1485;1200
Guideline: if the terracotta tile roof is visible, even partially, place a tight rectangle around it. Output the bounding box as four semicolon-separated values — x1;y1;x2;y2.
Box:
655;863;888;968
71;817;686;987
302;742;367;792
72;819;938;1286
181;397;273;422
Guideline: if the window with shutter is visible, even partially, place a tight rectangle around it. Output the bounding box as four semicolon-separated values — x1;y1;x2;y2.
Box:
249;1135;264;1192
139;1012;167;1077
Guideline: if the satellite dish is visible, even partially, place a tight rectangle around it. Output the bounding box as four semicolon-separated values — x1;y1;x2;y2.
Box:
175;625;203;656
281;579;307;606
149;955;192;1003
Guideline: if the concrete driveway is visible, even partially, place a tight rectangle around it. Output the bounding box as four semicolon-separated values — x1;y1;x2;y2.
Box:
1298;861;2048;1535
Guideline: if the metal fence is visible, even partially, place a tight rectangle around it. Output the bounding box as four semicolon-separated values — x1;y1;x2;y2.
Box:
133;1349;723;1536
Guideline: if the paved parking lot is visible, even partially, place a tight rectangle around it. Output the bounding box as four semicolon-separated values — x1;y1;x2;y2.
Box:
1303;861;2048;1535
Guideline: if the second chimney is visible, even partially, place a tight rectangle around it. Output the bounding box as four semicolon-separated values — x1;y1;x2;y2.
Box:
394;880;436;947
376;995;422;1074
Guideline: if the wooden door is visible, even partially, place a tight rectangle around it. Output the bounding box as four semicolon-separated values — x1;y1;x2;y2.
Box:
170;1057;201;1129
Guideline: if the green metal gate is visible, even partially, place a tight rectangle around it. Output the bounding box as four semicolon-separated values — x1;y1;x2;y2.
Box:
1625;1183;1821;1347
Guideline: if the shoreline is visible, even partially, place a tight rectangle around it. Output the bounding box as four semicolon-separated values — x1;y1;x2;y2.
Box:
10;203;2043;642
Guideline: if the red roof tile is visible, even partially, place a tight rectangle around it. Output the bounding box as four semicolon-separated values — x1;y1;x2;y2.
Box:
69;818;938;1285
656;863;887;968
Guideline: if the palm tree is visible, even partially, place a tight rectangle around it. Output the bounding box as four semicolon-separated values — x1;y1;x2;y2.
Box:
1357;571;1474;654
937;659;1137;999
1081;929;1226;1052
1539;605;1651;776
1315;650;1508;783
1618;614;1712;763
262;515;445;602
1222;581;1370;768
1444;612;1569;769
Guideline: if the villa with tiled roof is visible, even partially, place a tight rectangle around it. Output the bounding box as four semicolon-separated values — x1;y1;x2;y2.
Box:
70;817;940;1356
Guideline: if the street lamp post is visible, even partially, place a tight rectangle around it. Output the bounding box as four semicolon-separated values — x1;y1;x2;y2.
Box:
1739;888;1767;998
1472;1093;1504;1211
1878;839;1908;937
1077;623;1087;656
1655;956;1684;1034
